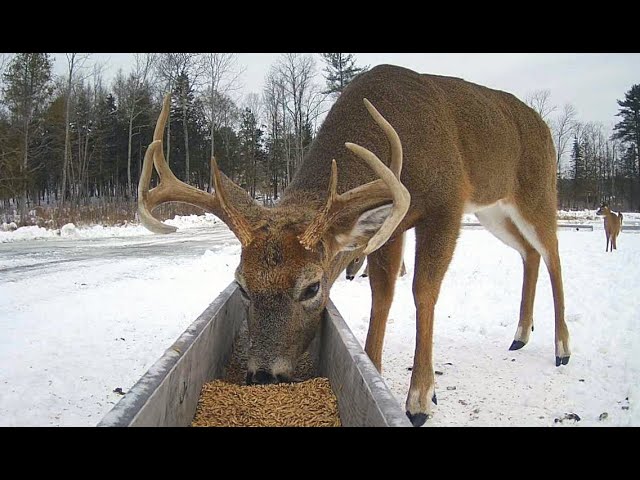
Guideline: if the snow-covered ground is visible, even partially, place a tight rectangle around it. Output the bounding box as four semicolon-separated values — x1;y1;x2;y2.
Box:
0;211;638;426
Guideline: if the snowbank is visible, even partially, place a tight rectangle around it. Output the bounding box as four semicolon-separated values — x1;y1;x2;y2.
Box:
0;213;220;244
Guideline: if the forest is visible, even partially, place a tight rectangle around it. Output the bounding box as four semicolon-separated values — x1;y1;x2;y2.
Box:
1;53;638;228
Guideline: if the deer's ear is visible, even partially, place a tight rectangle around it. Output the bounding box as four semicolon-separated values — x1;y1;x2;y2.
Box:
332;204;393;252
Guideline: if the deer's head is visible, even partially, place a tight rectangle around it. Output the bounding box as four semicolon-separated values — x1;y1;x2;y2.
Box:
596;203;611;216
345;255;366;280
138;95;409;385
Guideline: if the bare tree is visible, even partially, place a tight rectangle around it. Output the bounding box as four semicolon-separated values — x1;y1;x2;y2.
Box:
243;92;263;124
113;53;155;197
263;71;286;199
302;81;329;136
526;89;557;122
154;53;201;180
275;53;326;182
200;53;244;160
551;103;577;175
60;53;92;206
72;65;108;204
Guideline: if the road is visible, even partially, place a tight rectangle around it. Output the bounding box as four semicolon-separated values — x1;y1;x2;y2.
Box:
0;225;237;282
0;223;240;426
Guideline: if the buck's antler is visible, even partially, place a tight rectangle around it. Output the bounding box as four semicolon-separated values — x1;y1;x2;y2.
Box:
298;98;410;255
138;94;255;246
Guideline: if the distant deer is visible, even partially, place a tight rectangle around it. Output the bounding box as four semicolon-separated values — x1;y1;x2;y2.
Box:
346;247;407;280
139;65;570;427
596;203;623;252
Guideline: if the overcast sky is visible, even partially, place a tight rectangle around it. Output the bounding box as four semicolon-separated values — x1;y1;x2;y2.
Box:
52;53;639;132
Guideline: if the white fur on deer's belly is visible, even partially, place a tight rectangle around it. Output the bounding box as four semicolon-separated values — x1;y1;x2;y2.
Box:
501;203;549;263
471;202;527;258
464;200;549;263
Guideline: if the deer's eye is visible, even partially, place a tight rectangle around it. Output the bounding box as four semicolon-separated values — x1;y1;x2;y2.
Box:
300;282;320;301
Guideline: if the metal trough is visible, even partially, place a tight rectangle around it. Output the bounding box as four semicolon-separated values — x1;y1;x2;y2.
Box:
98;282;411;427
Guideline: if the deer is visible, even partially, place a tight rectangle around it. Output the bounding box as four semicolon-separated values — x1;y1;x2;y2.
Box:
346;244;407;280
138;64;571;427
596;203;623;252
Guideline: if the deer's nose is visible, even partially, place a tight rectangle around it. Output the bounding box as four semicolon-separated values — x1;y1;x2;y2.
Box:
346;275;354;280
246;369;290;385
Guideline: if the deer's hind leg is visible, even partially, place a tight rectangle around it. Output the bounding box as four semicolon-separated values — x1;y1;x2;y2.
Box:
474;205;540;350
503;200;571;367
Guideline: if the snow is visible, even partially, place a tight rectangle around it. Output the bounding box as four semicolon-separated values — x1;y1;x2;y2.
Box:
0;213;221;244
0;210;637;426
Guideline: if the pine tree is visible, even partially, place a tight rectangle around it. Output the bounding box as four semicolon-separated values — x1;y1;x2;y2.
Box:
570;136;584;207
612;84;640;208
169;77;208;187
320;53;368;96
238;108;265;199
1;53;53;219
39;94;66;203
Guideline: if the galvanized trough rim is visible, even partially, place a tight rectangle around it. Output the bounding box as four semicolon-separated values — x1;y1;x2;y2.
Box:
322;301;411;427
98;282;240;427
98;282;411;427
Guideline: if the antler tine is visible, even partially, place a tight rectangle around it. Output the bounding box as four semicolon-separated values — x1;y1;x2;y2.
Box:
298;99;410;255
137;93;255;246
150;94;178;182
211;156;254;246
344;141;410;255
298;160;338;249
363;98;403;178
138;140;178;234
154;94;170;141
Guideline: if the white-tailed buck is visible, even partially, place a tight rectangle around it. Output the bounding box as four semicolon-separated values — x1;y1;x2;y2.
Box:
596;203;623;252
139;65;570;427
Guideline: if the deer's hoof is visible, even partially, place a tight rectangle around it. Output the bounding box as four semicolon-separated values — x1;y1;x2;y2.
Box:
556;355;570;367
406;411;430;427
509;340;526;351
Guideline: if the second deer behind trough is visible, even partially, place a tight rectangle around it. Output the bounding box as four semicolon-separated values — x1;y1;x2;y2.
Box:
138;64;571;427
346;238;407;280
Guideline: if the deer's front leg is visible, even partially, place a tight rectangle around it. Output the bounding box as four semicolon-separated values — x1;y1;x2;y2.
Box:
406;219;460;427
365;234;405;371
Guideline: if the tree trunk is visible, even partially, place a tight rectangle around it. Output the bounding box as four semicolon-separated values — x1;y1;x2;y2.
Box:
20;116;30;223
61;64;73;207
182;93;190;182
209;95;215;193
127;114;134;198
62;120;70;204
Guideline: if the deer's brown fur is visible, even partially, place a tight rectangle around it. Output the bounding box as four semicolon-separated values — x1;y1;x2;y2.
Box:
139;64;570;427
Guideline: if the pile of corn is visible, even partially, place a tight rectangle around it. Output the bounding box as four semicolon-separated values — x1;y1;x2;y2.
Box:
191;320;340;427
191;377;341;427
